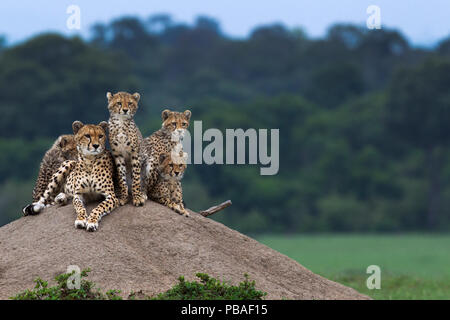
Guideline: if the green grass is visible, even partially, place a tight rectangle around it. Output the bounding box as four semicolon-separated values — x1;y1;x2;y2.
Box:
257;234;450;300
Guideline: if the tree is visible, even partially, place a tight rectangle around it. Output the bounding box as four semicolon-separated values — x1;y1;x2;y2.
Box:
147;13;173;34
304;62;365;108
0;35;6;50
437;37;450;56
90;23;109;47
386;58;450;228
327;24;366;49
108;17;159;58
0;34;138;139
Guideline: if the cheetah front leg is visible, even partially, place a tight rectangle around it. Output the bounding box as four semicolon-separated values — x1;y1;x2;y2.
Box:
131;152;145;207
145;157;159;196
168;202;189;217
156;195;189;217
112;153;129;206
155;197;172;207
73;194;88;229
86;192;119;232
170;185;189;217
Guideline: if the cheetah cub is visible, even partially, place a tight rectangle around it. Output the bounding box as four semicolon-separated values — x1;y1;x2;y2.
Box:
30;134;78;205
144;109;191;194
107;91;147;207
23;121;119;232
148;150;189;217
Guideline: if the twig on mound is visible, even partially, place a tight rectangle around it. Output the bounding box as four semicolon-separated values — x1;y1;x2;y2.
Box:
199;200;232;217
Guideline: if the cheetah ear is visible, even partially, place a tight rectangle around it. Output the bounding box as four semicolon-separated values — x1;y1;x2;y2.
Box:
98;121;109;134
106;92;113;102
72;121;84;134
59;136;68;148
183;110;192;120
162;109;172;121
132;92;140;102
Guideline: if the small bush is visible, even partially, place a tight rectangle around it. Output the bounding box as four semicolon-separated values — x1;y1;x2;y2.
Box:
10;268;122;300
152;273;267;300
11;269;266;300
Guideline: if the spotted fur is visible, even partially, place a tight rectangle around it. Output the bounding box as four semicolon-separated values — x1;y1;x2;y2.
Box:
31;135;77;203
148;151;189;217
23;121;119;232
144;109;191;195
107;91;147;207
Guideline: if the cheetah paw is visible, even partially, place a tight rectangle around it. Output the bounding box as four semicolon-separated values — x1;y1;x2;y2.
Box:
22;202;45;216
118;196;128;206
173;204;189;217
181;210;190;217
55;193;69;205
132;194;146;207
86;221;99;232
74;219;87;229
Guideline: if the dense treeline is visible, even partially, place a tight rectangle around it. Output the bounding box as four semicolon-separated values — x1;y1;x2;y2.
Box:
1;15;450;232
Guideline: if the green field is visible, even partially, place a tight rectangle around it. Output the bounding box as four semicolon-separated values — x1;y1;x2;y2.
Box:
257;234;450;300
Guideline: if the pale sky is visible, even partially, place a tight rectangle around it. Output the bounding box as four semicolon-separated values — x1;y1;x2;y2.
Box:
1;0;449;47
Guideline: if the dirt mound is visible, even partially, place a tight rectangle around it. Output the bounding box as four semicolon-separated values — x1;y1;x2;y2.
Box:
0;202;369;300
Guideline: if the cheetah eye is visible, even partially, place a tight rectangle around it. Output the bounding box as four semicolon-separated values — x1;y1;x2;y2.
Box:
84;134;91;139
99;134;104;139
128;102;133;106
117;102;122;107
182;122;188;127
172;122;177;126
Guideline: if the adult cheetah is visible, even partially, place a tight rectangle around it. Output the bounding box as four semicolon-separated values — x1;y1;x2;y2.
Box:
23;121;119;232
